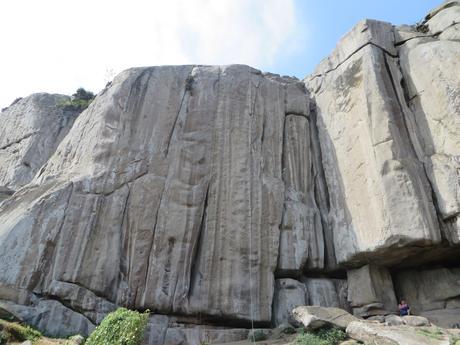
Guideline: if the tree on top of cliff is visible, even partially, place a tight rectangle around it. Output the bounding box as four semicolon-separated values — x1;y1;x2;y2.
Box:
57;87;95;112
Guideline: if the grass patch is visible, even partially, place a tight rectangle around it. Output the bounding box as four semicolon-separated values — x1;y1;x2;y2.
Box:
0;319;42;343
294;327;346;345
85;308;149;345
416;327;445;340
295;333;329;345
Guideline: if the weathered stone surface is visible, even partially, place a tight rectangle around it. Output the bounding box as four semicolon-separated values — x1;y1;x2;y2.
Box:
302;278;349;311
419;309;460;329
425;1;460;35
292;306;358;330
273;279;307;326
163;325;248;345
385;315;404;326
402;316;430;327
310;20;396;81
347;265;397;317
306;19;441;266
368;315;386;323
0;65;309;332
142;315;249;345
0;299;94;338
304;278;338;306
394;267;460;327
277;112;328;273
0;186;14;204
143;315;170;345
397;4;460;242
346;321;451;345
394;268;460;312
0;93;80;190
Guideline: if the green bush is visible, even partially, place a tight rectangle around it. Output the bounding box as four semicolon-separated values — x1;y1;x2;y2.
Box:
73;88;95;101
85;308;149;345
0;320;42;343
0;331;7;345
57;87;95;112
316;327;347;344
295;327;347;345
295;332;329;345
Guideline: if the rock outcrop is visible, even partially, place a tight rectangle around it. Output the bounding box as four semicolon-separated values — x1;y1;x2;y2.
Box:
0;1;459;343
292;306;358;330
273;279;307;326
0;94;80;192
347;265;398;317
346;320;452;345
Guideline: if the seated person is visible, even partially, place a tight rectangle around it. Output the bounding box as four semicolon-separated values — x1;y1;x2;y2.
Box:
398;299;410;316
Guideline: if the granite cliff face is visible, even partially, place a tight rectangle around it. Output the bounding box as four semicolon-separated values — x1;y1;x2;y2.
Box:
0;94;80;191
0;1;459;344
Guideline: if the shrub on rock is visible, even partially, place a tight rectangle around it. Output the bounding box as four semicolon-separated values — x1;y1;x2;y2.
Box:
85;308;149;345
57;87;95;112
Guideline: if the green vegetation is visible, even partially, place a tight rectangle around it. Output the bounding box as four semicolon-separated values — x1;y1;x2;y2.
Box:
0;331;7;345
450;335;460;345
58;88;95;112
315;327;347;344
295;333;330;345
0;319;42;343
85;308;149;345
64;334;85;345
416;327;445;340
294;327;347;345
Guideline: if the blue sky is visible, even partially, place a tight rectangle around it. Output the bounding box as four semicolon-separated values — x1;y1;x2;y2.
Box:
0;0;442;109
277;0;442;77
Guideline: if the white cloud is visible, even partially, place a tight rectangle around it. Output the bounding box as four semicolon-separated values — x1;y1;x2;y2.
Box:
0;0;306;108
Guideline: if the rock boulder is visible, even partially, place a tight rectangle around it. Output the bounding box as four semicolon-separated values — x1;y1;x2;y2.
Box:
292;306;358;330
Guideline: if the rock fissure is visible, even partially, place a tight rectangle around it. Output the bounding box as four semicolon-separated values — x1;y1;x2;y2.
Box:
0;131;38;150
163;69;194;157
309;41;398;82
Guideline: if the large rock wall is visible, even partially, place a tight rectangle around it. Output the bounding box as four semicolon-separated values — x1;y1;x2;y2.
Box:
0;1;459;342
0;65;317;333
305;20;443;266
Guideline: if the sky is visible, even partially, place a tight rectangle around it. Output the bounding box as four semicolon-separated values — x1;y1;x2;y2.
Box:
0;0;441;109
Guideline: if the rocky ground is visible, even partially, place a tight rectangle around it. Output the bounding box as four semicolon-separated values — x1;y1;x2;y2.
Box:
4;305;460;345
219;311;460;345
